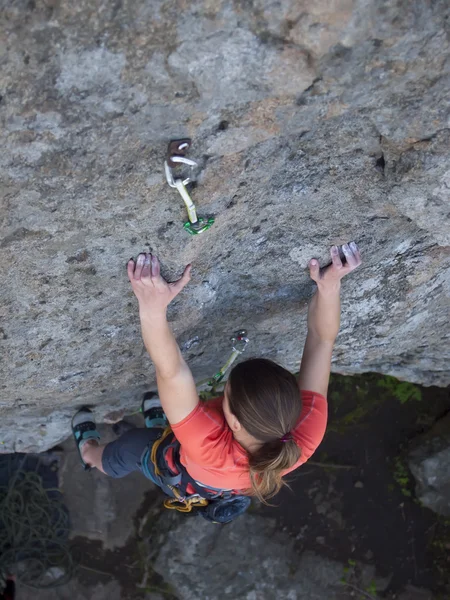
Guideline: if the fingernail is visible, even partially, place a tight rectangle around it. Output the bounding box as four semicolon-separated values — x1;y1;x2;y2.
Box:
342;244;350;254
331;245;338;253
151;255;157;263
350;241;358;251
310;259;317;266
144;254;150;264
137;254;145;264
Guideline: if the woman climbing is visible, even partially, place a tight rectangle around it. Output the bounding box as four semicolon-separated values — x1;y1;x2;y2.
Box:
72;243;361;521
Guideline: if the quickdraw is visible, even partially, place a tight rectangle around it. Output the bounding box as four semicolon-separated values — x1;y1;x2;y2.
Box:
164;139;214;235
207;330;249;388
137;330;249;414
195;329;250;398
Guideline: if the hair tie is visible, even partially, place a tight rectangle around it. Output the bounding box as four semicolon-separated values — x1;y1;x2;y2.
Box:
280;433;293;443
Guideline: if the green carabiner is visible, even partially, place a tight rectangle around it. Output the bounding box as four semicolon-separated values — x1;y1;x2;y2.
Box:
184;217;215;235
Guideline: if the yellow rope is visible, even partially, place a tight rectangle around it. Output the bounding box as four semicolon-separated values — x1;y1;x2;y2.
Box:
163;496;209;512
150;426;173;477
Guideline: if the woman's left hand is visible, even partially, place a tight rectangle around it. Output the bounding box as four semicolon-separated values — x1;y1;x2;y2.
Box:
309;242;361;289
127;253;191;314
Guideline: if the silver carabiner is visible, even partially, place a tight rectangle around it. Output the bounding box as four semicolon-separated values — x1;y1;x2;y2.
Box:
165;140;197;184
164;160;192;188
171;156;198;168
164;149;199;223
164;155;198;187
231;330;249;354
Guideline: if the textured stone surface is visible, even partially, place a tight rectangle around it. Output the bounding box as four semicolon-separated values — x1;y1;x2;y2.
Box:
27;577;163;600
409;412;450;517
0;0;449;452
23;580;124;600
57;422;155;549
151;512;386;600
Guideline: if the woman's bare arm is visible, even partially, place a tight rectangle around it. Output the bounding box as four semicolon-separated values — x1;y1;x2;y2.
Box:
128;253;199;425
298;243;362;398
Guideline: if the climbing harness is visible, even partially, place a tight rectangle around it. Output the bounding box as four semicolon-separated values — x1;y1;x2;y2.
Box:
164;139;214;235
141;426;250;523
148;427;209;512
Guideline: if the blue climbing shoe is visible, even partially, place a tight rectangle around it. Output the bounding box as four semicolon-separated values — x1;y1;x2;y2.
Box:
141;392;168;429
72;408;101;471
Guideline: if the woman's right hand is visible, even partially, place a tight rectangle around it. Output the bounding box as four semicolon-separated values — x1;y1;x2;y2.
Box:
309;242;362;287
127;253;191;314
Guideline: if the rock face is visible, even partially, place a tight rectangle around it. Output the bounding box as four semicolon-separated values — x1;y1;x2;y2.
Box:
152;513;345;600
151;512;385;600
0;0;449;452
57;421;155;549
409;412;450;517
24;580;125;600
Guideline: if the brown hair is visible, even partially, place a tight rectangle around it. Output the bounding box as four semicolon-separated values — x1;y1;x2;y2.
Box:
227;358;302;502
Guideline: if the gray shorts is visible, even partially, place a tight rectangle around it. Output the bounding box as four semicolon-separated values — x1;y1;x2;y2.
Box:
101;427;162;478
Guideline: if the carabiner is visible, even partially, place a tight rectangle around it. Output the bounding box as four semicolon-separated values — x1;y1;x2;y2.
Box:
231;330;249;354
207;330;250;388
164;139;214;235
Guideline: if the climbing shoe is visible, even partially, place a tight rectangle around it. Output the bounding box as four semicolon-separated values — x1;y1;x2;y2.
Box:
141;392;168;429
72;408;101;471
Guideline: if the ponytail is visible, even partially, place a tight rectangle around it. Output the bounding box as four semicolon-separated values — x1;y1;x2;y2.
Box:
227;358;303;503
247;438;301;503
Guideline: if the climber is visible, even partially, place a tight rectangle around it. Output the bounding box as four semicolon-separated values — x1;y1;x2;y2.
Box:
71;243;361;520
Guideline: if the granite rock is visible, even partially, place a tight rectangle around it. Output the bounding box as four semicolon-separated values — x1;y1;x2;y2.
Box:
0;0;449;451
409;412;450;517
150;511;388;600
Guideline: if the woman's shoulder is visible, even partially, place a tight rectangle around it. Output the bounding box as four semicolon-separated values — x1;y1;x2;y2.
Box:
203;396;226;414
171;396;226;435
297;390;328;424
198;397;227;428
292;389;328;461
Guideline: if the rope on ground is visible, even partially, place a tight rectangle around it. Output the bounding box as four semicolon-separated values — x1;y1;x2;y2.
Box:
0;467;75;589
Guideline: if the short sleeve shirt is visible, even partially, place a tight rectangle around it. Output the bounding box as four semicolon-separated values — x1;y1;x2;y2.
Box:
171;390;328;491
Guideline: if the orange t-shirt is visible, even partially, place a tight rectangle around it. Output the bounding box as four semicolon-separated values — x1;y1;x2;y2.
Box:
171;390;328;492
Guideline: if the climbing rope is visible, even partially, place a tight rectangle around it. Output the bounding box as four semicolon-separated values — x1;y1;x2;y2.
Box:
0;466;75;589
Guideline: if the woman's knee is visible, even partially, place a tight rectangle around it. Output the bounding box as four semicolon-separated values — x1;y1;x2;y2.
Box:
101;427;159;478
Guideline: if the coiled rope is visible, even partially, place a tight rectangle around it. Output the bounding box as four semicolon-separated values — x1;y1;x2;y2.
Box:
0;467;74;589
